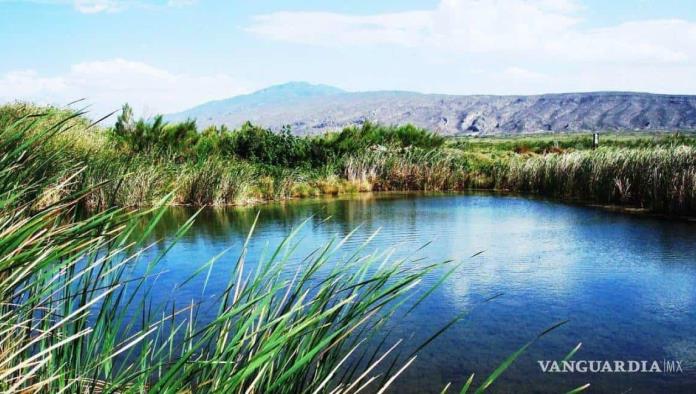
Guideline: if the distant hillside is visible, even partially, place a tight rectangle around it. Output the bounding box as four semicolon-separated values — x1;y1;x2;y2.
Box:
166;82;696;135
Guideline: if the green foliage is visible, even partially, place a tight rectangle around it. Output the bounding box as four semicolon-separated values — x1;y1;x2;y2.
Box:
110;106;444;168
317;121;445;157
113;102;135;143
113;104;197;155
225;122;314;166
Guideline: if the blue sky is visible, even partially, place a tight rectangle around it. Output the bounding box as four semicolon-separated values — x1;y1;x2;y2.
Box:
2;0;696;117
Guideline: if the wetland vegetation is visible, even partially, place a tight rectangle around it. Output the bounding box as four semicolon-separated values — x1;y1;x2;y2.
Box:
4;102;696;215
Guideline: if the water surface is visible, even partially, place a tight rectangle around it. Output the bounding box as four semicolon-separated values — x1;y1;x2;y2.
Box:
143;192;696;393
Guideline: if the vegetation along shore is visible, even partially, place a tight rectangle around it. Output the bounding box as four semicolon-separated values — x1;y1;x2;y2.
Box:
0;101;585;393
3;102;696;215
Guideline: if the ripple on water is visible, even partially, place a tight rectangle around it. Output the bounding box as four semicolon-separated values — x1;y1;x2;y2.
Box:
140;193;696;393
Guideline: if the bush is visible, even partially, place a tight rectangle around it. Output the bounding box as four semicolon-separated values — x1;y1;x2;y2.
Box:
316;122;445;157
224;122;314;167
109;103;445;170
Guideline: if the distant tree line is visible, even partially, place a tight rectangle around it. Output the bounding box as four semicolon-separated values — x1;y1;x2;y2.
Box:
112;103;445;167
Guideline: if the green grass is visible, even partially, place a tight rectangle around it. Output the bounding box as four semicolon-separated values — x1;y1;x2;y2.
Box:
450;131;696;153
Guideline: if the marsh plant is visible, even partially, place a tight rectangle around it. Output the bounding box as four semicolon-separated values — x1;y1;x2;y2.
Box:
496;146;696;214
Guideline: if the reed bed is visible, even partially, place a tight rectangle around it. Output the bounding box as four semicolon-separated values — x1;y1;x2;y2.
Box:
343;150;467;191
496;146;696;214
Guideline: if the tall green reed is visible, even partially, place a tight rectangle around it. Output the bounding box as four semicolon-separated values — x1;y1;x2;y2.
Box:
496;146;696;214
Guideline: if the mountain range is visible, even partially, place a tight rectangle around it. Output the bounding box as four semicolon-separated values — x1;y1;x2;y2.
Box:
166;82;696;135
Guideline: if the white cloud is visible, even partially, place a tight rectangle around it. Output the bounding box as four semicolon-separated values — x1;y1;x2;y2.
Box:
247;0;696;66
0;70;67;98
5;0;195;14
247;11;433;47
503;66;549;81
73;0;121;13
0;59;250;118
166;0;195;7
71;0;197;13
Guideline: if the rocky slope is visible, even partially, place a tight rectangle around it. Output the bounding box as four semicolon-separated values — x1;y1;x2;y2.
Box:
167;82;696;135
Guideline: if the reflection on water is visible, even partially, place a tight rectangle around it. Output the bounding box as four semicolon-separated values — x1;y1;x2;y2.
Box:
141;192;696;393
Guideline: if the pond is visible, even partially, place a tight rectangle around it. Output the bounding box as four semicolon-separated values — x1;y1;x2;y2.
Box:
140;192;696;393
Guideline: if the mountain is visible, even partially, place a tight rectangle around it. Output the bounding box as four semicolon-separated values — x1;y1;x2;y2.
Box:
166;82;696;135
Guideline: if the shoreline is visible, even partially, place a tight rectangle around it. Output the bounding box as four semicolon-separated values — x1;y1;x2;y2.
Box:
155;188;696;222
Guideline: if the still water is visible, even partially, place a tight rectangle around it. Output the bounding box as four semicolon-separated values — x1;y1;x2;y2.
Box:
142;192;696;393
